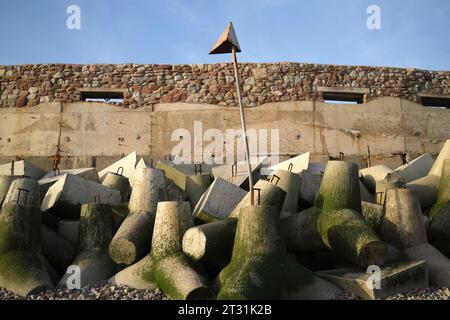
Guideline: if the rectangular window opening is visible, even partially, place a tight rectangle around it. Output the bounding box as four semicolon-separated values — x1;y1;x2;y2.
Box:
323;92;364;104
80;90;124;104
421;96;450;109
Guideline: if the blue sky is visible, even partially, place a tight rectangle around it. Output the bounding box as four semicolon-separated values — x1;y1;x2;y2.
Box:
0;0;449;70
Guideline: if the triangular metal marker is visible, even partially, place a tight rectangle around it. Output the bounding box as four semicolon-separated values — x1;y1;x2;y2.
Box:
209;22;241;55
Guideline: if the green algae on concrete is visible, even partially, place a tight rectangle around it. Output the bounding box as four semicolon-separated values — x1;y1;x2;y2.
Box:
314;161;362;214
317;208;387;268
145;201;213;300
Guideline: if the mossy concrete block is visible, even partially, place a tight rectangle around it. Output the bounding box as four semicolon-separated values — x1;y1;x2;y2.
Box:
108;255;156;290
193;177;246;222
429;160;450;220
402;243;450;288
0;160;47;180
58;219;80;244
41;174;121;219
0;175;21;207
109;211;155;265
2;178;40;209
147;201;214;300
185;173;212;209
429;201;450;254
98;151;137;182
380;188;427;250
281;207;326;252
156;160;189;190
268;152;310;174
0;250;53;296
102;172;131;202
317;208;387;268
217;205;288;300
406;174;440;209
59;203;117;288
315;161;362;214
361;201;383;231
317;261;428;300
395;153;434;183
360;165;395;193
268;170;301;213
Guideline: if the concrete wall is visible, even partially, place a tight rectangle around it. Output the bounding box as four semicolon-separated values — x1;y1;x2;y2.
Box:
0;97;448;171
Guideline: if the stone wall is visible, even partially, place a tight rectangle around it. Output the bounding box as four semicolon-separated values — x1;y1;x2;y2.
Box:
1;63;449;109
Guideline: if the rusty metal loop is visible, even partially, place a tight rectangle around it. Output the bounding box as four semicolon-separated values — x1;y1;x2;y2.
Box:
287;163;293;172
116;166;124;176
270;174;280;186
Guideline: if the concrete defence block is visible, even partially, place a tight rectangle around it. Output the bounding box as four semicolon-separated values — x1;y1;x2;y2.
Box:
375;174;405;205
428;139;450;177
146;201;214;300
2;177;40;209
98;151;137;182
315;161;362;214
317;261;428;300
318;209;386;268
102;172;131;202
58;219;80;244
360;181;375;203
403;243;450;288
193;177;247;222
108;255;156;290
281;206;326;252
59;204;117;288
217;205;341;300
0;160;47;180
430;159;450;220
361;201;383;231
41;174;121;219
156;160;189;190
406;174;440;209
38;167;99;202
135;158;151;170
380;188;427;250
307;162;326;175
109;168;167;265
395;153;434;183
0;175;21;206
268;170;301;213
212;156;266;190
299;170;322;205
360;165;394;193
185;173;213;209
268;152;310;175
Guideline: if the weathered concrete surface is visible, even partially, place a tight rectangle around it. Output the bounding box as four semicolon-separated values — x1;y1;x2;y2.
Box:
193;177;246;222
212;157;266;190
0;175;20;206
38;167;99;201
395;153;434;183
2;177;40;209
360;165;394;193
41;174;121;218
0;160;47;180
406;175;440;209
98;151;137;182
268;170;301;213
380;189;427;249
0;99;449;167
268;152;309;174
298;170;322;205
317;261;428;300
58;220;80;244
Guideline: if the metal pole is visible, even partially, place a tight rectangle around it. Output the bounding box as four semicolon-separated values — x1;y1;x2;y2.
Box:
232;46;254;206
